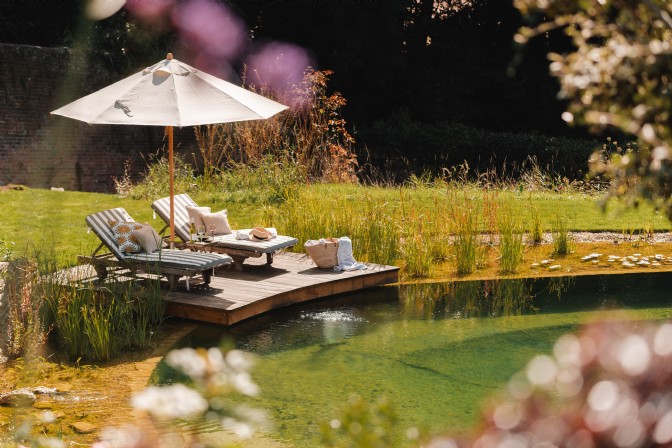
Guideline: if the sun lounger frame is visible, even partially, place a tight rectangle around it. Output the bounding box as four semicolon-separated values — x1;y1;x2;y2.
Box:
81;207;232;290
151;194;299;271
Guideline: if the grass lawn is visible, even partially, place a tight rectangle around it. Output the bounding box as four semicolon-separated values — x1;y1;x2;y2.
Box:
299;183;672;232
1;185;669;268
0;188;267;266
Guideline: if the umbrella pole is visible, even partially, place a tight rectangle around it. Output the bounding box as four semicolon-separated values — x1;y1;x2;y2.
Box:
168;125;175;248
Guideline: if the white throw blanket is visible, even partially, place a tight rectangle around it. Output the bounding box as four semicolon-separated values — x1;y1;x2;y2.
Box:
334;236;367;271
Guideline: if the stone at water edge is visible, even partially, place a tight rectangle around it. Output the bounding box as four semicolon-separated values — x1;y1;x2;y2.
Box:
0;389;36;406
71;422;97;434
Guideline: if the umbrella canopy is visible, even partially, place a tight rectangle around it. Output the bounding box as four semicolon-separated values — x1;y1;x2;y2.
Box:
51;53;288;243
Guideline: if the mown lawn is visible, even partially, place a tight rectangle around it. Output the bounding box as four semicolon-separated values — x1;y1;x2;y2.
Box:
1;185;669;268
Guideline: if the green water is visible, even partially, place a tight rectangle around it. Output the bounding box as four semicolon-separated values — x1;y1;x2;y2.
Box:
156;273;672;446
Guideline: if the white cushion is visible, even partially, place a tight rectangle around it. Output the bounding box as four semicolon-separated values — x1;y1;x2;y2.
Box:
201;210;232;235
186;205;211;228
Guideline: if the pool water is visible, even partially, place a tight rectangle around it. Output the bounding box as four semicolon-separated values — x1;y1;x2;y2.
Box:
155;273;672;446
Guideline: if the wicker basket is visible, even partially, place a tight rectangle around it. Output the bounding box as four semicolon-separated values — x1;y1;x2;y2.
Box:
305;238;339;268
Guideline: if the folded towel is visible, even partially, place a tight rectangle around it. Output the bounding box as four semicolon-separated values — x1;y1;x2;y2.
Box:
334;236;367;271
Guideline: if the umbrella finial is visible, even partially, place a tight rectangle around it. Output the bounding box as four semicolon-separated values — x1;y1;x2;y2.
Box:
166;53;174;60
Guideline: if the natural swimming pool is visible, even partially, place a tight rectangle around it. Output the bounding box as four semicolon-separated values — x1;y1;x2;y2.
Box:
155;272;672;446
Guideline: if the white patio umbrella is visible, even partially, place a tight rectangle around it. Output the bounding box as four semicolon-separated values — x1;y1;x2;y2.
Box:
51;53;288;243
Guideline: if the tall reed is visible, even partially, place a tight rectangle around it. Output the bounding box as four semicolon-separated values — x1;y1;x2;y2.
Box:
277;189;401;267
552;214;573;255
498;207;525;274
453;206;480;276
400;213;433;278
0;258;48;360
529;207;543;244
43;279;165;361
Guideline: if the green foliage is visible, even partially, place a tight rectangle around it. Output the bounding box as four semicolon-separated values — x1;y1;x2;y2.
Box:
127;153;198;200
277;188;402;268
515;0;672;224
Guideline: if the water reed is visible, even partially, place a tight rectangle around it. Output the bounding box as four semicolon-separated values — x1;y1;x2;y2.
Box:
552;214;573;255
453;206;480;276
498;207;525;274
529;208;543;244
44;279;165;361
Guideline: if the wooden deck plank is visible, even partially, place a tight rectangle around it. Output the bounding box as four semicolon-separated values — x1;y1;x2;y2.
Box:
163;252;399;325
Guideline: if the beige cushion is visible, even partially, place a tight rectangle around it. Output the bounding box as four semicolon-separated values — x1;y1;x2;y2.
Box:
131;225;163;253
186;205;211;228
109;220;144;254
200;210;232;235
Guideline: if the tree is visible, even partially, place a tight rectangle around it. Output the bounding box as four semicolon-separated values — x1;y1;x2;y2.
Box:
514;0;672;221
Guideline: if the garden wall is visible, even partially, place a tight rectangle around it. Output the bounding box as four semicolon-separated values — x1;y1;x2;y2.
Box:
0;43;195;193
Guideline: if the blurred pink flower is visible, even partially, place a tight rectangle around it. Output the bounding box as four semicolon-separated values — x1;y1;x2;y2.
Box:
431;320;672;448
246;42;313;98
172;0;246;62
125;0;174;22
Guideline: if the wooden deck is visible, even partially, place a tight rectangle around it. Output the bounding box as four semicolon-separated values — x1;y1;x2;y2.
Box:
163;252;399;325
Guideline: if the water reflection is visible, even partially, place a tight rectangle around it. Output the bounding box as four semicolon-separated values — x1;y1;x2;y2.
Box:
176;273;669;357
399;278;539;320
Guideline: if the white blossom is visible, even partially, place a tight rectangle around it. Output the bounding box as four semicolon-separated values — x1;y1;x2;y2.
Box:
131;384;208;420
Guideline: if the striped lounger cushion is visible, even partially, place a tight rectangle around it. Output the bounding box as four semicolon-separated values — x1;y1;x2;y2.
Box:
86;207;232;270
151;194;298;253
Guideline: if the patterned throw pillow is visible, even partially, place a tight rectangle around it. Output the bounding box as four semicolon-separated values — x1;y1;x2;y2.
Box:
108;220;144;254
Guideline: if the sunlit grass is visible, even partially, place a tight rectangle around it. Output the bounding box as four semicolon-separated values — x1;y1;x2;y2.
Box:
1;182;669;275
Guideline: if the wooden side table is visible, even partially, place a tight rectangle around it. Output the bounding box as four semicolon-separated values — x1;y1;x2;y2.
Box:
175;240;216;253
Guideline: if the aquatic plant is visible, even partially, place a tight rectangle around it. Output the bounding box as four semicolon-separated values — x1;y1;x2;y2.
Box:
44;279;164;361
320;395;398;448
498;207;525;274
552;214;573;255
529;207;543;244
453;206;480;276
0;254;56;361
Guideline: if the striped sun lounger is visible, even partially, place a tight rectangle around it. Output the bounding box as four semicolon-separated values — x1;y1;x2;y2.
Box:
151;194;299;271
81;207;232;290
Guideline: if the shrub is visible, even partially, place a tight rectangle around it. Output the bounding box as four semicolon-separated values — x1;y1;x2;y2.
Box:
360;111;600;184
193;69;358;185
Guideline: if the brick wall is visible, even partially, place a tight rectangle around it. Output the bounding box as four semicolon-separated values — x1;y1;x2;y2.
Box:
0;43;195;193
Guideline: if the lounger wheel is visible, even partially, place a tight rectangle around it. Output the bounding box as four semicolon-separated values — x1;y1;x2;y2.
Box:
202;270;212;285
266;252;274;266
